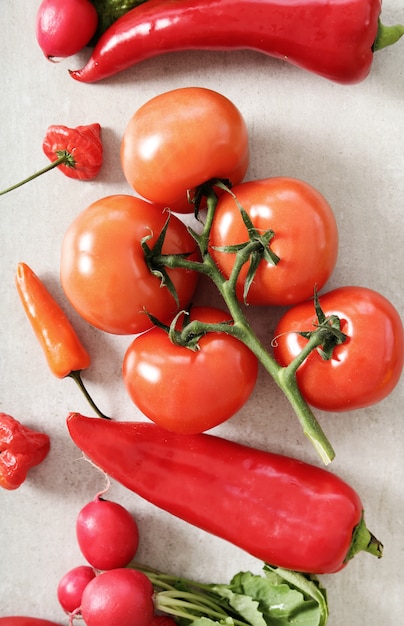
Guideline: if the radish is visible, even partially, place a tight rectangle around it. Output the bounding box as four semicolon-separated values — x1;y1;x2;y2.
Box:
36;0;98;59
76;496;140;570
80;568;155;626
57;565;96;614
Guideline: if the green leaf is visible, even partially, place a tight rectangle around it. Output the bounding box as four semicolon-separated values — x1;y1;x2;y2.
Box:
212;567;328;626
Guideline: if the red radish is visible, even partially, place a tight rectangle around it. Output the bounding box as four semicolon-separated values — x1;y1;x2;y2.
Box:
80;568;154;626
36;0;98;59
76;497;139;570
57;565;96;614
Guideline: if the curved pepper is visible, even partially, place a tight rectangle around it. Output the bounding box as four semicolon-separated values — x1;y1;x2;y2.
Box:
67;413;383;574
0;413;50;490
69;0;401;84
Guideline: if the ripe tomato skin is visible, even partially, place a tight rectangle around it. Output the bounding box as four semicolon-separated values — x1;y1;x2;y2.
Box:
209;177;338;306
120;87;249;213
273;286;404;412
122;306;259;434
60;195;199;335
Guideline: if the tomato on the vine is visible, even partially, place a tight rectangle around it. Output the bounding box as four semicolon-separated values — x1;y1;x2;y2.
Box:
60;195;199;335
209;177;339;306
122;306;259;434
120;87;249;213
272;286;404;411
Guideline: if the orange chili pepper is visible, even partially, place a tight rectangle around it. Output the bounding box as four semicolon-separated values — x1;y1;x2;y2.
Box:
15;262;109;419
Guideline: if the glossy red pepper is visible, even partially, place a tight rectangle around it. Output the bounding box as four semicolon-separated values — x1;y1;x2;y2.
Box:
67;413;383;574
0;413;50;490
69;0;403;84
0;123;102;196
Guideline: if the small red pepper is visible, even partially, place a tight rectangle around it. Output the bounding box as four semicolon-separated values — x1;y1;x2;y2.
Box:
15;263;109;419
69;0;403;84
0;413;50;490
0;123;102;196
67;413;383;574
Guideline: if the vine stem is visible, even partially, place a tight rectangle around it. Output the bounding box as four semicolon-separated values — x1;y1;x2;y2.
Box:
154;182;336;465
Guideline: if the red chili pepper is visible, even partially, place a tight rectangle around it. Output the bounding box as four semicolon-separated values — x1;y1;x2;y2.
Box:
0;413;50;490
67;413;383;574
42;123;103;180
69;0;403;84
0;619;62;626
15;263;109;419
0;123;102;196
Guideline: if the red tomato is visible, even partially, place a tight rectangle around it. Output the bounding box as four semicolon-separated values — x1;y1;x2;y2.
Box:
122;306;259;433
209;177;338;306
120;87;249;213
60;195;199;335
272;286;404;411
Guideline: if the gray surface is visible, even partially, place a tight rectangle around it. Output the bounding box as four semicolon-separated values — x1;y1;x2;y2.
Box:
1;1;403;624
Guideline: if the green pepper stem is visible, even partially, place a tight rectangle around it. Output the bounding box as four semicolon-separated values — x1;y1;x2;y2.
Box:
0;154;68;196
373;19;404;51
345;514;383;562
68;370;111;420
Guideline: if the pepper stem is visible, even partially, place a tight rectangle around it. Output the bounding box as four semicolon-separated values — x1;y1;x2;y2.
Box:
373;19;404;51
0;153;70;196
344;513;383;562
68;370;111;420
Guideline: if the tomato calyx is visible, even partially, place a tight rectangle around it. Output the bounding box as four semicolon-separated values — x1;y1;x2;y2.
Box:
141;215;195;308
296;289;347;361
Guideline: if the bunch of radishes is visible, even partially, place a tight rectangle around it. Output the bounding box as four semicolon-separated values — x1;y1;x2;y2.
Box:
57;494;168;626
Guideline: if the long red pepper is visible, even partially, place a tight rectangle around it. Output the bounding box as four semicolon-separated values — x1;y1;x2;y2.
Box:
67;413;383;574
0;413;50;490
69;0;402;84
15;263;108;419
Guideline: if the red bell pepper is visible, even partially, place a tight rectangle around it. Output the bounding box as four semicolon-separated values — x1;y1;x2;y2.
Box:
67;412;383;574
0;413;50;490
69;0;403;84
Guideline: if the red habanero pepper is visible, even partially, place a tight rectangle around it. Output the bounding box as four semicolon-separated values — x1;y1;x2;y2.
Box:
67;413;383;574
0;123;102;196
69;0;403;84
0;413;50;490
15;263;109;419
0;615;60;626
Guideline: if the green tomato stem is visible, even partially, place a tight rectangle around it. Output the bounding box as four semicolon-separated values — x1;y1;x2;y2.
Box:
155;182;336;464
0;154;69;196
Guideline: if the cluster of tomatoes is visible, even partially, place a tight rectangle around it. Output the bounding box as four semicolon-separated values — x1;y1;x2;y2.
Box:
59;86;403;437
57;494;173;626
